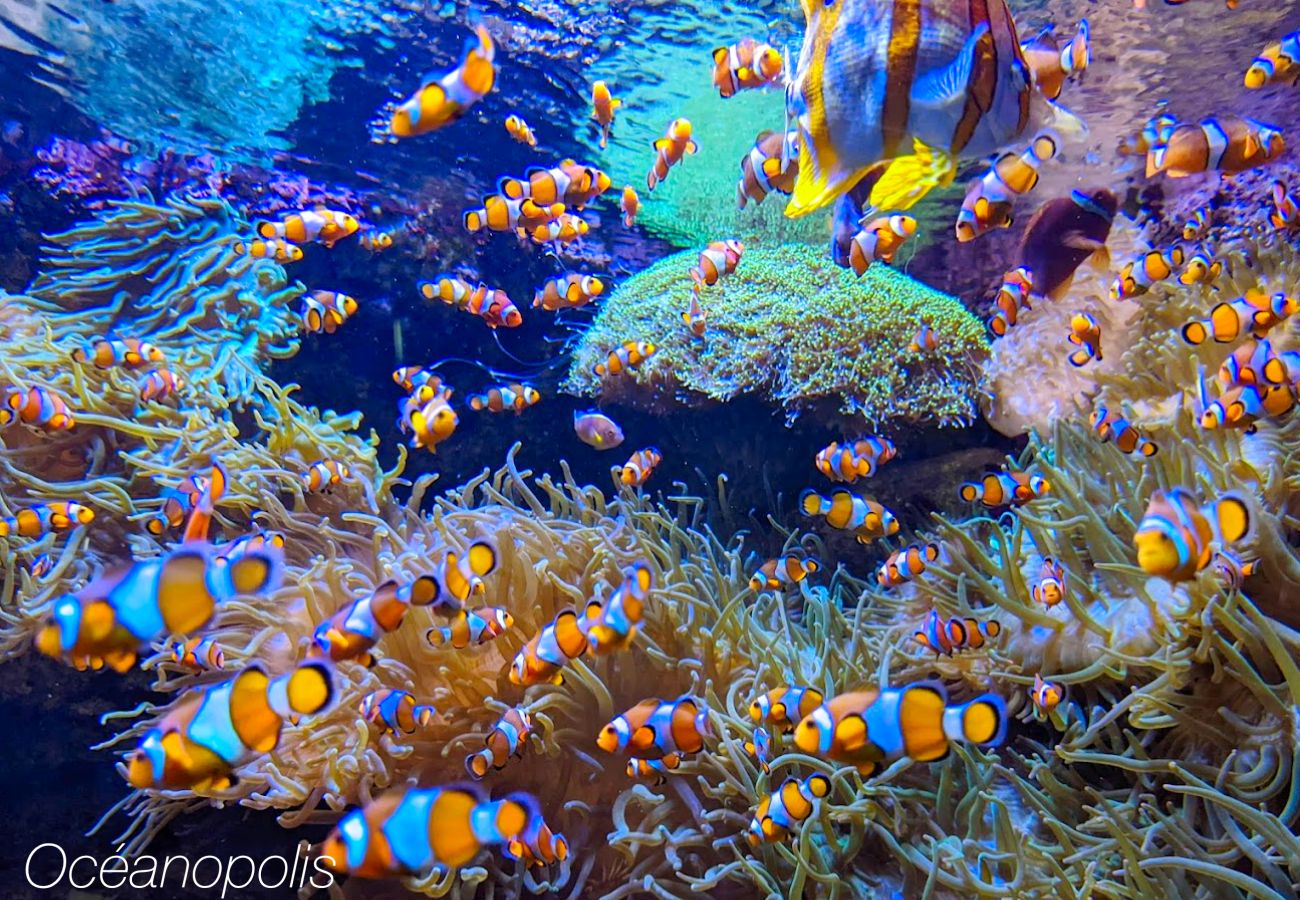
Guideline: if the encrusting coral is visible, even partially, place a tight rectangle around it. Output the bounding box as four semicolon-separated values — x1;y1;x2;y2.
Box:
566;243;989;432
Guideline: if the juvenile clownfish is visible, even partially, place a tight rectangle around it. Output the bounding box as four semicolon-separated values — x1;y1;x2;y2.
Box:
627;756;680;784
988;267;1035;337
1147;115;1285;178
737;129;799;209
1019;19;1089;102
1244;31;1300;89
750;685;823;733
530;214;590;245
419;278;523;329
913;609;1001;656
505;812;569;868
392;366;447;395
318;786;537;879
1067;312;1102;367
744;725;772;773
646;118;697;192
799;488;899;543
358;228;394;252
499;159;609;209
955;132;1058;242
428;606;513;649
580;562;654;655
145;470;210;537
591;81;622;149
747;773;830;845
1182;289;1298;345
594;341;656;378
1111;247;1184;300
509;608;589;685
848;215;917;277
72;337;165;371
359;689;436;736
504;114;537;146
0;501;95;538
462;195;564;235
597;695;712;760
1031;558;1067;608
466;707;532;778
233;238;302;263
1018;189;1116;302
301;291;359;335
1271;180;1300;231
1;386;75;430
125;661;333;791
910;323;937;353
573;410;624;450
1212;550;1259;592
877;543;941;588
711;38;783;99
399;390;458;452
1030;674;1063;714
28;553;54;579
960;471;1050;508
1183;207;1212;242
303;459;349;493
621;185;641;227
690;239;744;291
170;635;225;671
682;291;707;337
793;682;1007;777
139;369;184;403
468;384;540;414
391;23;496;138
257;209;359;248
749;553;820;592
615;447;662;487
1134;487;1252;582
814;436;898;483
1089;406;1158;456
533;274;605;311
1179;251;1223;286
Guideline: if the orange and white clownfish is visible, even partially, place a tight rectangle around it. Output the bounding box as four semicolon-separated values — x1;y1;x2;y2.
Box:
1;386;75;430
1182;289;1298;345
1118;109;1178;160
1271;180;1300;232
72;337;165;371
463;195;564;234
1183;207;1212;242
232;237;302;263
390;23;496;138
747;773;830;845
750;685;823;733
301;291;359;334
428;606;513;649
792;682;1006;777
1212;549;1259;592
597;695;712;760
615;447;662;487
1179;251;1223;286
125;661;334;791
1067;312;1102;367
1030;674;1064;714
955;132;1058;242
591;81;622;149
1019;19;1089;102
533;273;605;311
877;543;942;588
913;609;1001;656
419;278;523;328
468;384;541;414
318;785;537;879
358;228;394;252
959;471;1049;508
530;214;589;245
1135;487;1252;582
749;553;820;592
1244;31;1300;89
1;501;94;539
580;562;654;655
466;706;532;778
712;37;783;99
737;129;799;208
848;214;916;276
690;239;744;291
1111;247;1184;300
504;114;537;146
139;369;184;403
1199;379;1299;434
169;635;226;671
594;340;656;377
359;689;436;736
682;291;707;337
257;209;359;248
509;607;589;685
621;185;641;227
1146;115;1285;178
1031;557;1067;608
217;530;285;564
303;458;349;493
744;725;772;773
646;118;697;192
988;267;1035;337
499;159;610;209
626;755;681;784
505;812;569;868
392;366;447;395
910;323;937;353
1089;406;1158;457
799;488;899;542
1217;338;1300;390
145;468;215;537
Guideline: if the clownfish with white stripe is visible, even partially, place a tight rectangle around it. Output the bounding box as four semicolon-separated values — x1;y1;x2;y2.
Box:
1182;289;1298;345
1183;207;1212;242
509;608;589;685
301;291;359;334
1067;312;1102;367
1244;31;1300;89
468;384;541;414
712;38;783;99
1019;19;1089;102
580;562;653;655
466;706;532;778
988;266;1034;337
749;553;821;592
737;129;800;208
913;609;1001;656
1031;557;1067;608
499;160;610;209
748;773;830;845
955;132;1058;242
360;689;436;736
1271;180;1300;232
232;237;302;263
1111;247;1184;301
0;501;95;539
170;635;225;671
1;386;74;430
1180;251;1223;286
793;682;1006;777
533;274;605;311
139;369;184;403
800;488;899;542
597;695;712;760
878;543;941;588
646;118;697;192
615;447;662;487
750;685;824;733
744;725;772;773
1147;115;1285;178
505;812;569;869
960;471;1049;508
690;239;744;291
847;214;917;277
815;436;897;483
594;341;656;377
390;23;495;138
1212;550;1259;592
1089;406;1158;457
257;209;359;248
1030;674;1063;714
682;291;707;337
303;459;349;492
462;195;564;234
626;756;680;784
72;337;165;371
427;606;513;649
504;114;537;146
1135;487;1252;582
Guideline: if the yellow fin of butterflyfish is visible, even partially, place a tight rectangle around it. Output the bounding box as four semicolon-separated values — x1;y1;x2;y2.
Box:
867;140;956;213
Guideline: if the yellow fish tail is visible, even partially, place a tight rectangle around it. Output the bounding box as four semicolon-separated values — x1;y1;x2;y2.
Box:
868;140;956;213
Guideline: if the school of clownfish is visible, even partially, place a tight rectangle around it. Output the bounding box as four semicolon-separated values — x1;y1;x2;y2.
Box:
7;2;1300;884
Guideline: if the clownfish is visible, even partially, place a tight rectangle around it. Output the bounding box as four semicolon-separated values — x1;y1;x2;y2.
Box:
392;366;447;395
1182;289;1298;345
505;813;569;869
509;608;589;685
358;228;394;252
399;390;458;452
303;459;349;493
646;118;697;192
1118;110;1178;160
530;214;589;245
390;23;496;138
955;132;1058;242
1134;487;1252;582
301;291;359;334
427;606;513;649
1067;312;1102;367
1031;557;1067;608
145;471;209;537
468;384;540;414
463;195;564;234
1271;180;1300;231
580;562;653;655
1;386;74;430
233;238;302;263
218;530;284;563
1147;115;1285;178
913;609;1001;656
533;274;605;311
793;682;1006;777
1244;31;1300;89
318;786;536;878
988;267;1035;337
690;239;744;291
594;340;656;377
960;471;1050;508
1089;406;1158;457
749;553;821;592
878;543;941;588
799;488;899;543
744;725;772;773
737;129;799;208
712;38;783;99
615;447;662;487
360;689;436;736
1200;381;1299;433
1019;19;1089;101
910;323;938;353
1;501;95;538
1212;550;1259;592
597;695;712;760
499;159;609;209
1179;251;1223;286
169;635;225;671
848;214;917;276
1217;339;1300;390
573;410;624;450
504;114;537;146
466;707;532;778
126;661;334;791
1111;247;1184;300
621;185;641;226
419;278;523;329
1030;674;1063;714
682;291;707;337
28;553;53;579
591;81;622;149
139;369;184;403
72;337;165;371
750;686;824;733
1183;207;1212;242
626;756;680;784
257;209;359;248
747;773;830;845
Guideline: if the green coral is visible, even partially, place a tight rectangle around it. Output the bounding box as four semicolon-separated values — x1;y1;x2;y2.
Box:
565;242;989;431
